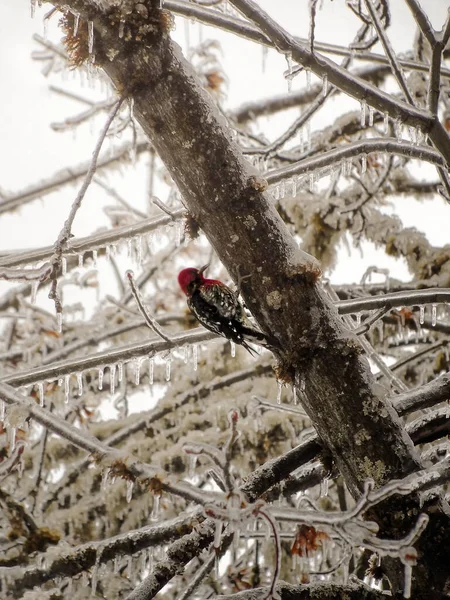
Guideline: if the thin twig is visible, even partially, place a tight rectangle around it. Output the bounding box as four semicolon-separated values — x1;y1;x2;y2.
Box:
126;270;172;342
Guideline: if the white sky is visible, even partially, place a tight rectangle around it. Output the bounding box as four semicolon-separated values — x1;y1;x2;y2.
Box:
0;0;449;287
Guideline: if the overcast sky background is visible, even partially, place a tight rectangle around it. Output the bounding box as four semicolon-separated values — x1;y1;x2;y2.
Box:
0;0;449;290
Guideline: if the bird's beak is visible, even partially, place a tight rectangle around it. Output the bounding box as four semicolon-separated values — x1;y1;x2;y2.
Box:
199;263;209;275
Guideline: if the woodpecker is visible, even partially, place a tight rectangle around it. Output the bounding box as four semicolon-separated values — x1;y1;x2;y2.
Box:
178;265;272;355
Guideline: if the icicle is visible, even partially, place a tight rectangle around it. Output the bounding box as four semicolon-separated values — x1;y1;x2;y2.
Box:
175;223;182;247
306;121;311;151
91;559;99;595
113;556;120;574
322;74;328;96
9;427;16;452
276;381;282;405
31;0;36;17
105;245;111;261
56;312;63;333
355;313;362;327
150;494;160;521
360;100;367;127
110;364;116;395
118;361;124;382
135;358;142;386
73;13;80;36
280;180;286;199
64;375;70;404
361;154;367;174
31;281;39;304
37;383;44;406
214;520;223;552
261;45;268;73
77;372;83;396
88;21;94;54
188;454;197;478
306;68;311;90
119;18;125;39
165;358;171;382
126;480;134;503
395;119;403;142
183;346;189;364
383;112;389;134
299;127;305;153
193;344;198;371
0;400;5;422
230;341;236;358
61;257;67;276
149;358;154;385
284;52;293;93
419;305;425;325
273;185;280;201
408;126;416;144
78;254;84;268
82;571;89;587
320;476;329;497
416;128;424;145
292;177;297;197
101;470;109;490
431;303;437;327
92;249;98;267
368;106;374;127
309;172;315;193
98;367;104;390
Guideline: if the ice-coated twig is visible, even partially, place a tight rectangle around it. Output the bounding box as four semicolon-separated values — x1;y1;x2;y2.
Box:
152;196;178;219
0;262;51;283
363;0;415;105
257;506;281;600
94;176;147;219
404;0;450;115
354;306;391;336
51;98;117;132
336;287;450;315
126;270;172;342
266;138;445;185
49;97;125;313
0;440;26;477
175;550;216;600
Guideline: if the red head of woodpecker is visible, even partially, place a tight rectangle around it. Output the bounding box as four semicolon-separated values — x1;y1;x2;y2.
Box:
178;265;272;355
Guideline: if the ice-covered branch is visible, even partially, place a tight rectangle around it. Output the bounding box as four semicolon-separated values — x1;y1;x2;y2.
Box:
4;513;198;595
0;262;52;283
215;581;386;600
166;1;450;79
336;287;450;315
0;327;215;387
364;0;415;105
266;138;444;185
229;0;430;129
394;373;450;416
